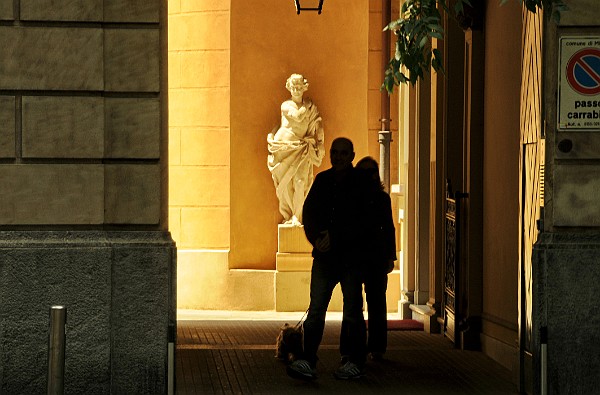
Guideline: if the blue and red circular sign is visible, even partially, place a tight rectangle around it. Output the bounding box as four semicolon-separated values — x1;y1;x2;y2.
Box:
566;48;600;95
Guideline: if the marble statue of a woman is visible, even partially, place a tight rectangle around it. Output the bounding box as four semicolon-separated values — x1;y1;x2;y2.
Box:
267;74;325;226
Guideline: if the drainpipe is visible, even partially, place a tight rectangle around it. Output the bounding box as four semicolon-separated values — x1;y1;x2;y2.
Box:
380;0;392;193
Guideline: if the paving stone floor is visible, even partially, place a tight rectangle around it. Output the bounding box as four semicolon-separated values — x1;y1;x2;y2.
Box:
176;319;519;395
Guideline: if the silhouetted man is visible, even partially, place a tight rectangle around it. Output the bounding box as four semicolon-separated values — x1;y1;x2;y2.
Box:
286;137;368;380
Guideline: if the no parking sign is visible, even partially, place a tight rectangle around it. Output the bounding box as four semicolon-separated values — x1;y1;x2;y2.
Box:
558;36;600;130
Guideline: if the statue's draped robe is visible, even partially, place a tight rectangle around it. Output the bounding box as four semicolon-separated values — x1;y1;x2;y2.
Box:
268;100;324;224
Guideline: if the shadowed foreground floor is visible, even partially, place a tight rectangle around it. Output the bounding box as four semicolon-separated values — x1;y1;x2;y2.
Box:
176;318;518;395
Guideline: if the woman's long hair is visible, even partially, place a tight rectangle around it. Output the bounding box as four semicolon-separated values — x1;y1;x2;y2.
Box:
356;156;384;191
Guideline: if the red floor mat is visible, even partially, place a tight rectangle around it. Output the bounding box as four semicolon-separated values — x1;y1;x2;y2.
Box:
388;319;424;331
366;319;424;331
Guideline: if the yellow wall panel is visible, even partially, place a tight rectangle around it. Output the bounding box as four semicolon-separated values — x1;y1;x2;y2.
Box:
168;12;229;51
168;0;181;14
169;166;230;207
180;50;230;88
168;88;230;127
180;207;230;248
169;127;181;165
181;128;230;166
181;0;230;13
168;52;181;89
169;207;182;244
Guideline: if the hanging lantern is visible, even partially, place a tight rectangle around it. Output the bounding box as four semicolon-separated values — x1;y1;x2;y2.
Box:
294;0;324;15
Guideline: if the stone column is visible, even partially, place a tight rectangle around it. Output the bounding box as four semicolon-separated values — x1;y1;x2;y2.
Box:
0;1;175;394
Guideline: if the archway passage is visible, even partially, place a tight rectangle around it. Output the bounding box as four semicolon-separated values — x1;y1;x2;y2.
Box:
167;1;402;314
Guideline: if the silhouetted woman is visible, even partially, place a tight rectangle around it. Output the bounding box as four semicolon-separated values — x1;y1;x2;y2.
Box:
340;156;396;361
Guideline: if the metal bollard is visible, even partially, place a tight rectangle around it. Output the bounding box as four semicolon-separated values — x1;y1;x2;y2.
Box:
47;306;66;395
168;323;175;395
540;326;548;395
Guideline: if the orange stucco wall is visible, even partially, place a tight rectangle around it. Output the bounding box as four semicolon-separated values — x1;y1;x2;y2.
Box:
229;0;370;269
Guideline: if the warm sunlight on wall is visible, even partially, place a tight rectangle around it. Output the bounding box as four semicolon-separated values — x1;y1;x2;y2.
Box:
167;0;400;311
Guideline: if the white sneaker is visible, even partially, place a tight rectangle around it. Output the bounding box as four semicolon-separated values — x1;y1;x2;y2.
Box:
286;359;317;381
333;361;365;380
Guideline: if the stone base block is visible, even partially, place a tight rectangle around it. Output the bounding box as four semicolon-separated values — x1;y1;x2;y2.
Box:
278;224;312;253
275;271;343;312
275;272;399;313
177;250;275;310
276;252;312;271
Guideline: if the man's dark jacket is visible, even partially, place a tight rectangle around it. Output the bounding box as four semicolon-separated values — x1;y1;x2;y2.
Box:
302;167;368;261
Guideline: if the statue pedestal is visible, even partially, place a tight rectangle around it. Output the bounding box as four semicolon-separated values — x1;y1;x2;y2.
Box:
275;224;343;312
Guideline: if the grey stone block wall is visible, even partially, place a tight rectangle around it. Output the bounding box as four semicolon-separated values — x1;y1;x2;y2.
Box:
0;164;104;224
0;2;162;226
20;0;103;21
0;96;15;157
105;98;160;159
553;164;600;226
0;26;104;91
533;233;600;395
0;231;175;394
0;1;12;20
535;1;600;394
105;29;160;92
20;96;160;158
22;96;105;158
543;0;600;230
0;1;174;394
105;164;161;224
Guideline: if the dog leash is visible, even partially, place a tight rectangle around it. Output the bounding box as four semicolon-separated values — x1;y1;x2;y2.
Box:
295;308;309;328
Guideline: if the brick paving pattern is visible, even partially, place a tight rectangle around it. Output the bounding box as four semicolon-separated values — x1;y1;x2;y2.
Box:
176;320;518;394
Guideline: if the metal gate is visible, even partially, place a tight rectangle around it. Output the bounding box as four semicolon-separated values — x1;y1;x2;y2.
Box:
443;182;467;345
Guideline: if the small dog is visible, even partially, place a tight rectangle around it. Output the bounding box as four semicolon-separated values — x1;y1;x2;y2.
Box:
275;323;303;363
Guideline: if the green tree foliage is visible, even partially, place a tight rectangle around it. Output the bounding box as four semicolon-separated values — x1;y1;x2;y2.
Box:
382;0;568;94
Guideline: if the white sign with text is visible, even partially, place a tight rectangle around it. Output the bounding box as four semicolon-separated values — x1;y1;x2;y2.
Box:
558;36;600;130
